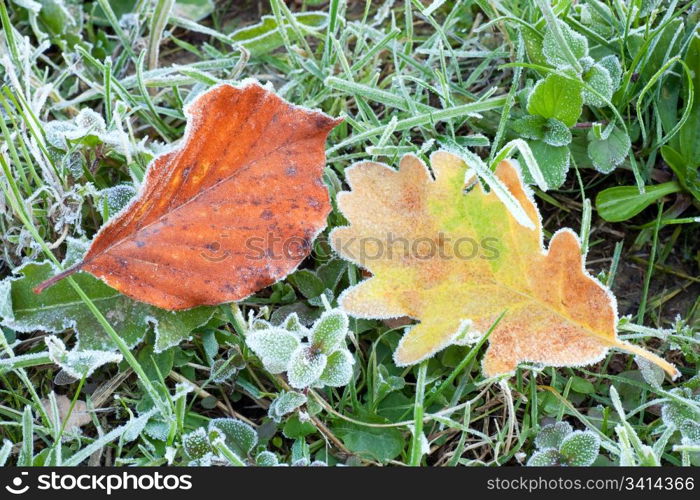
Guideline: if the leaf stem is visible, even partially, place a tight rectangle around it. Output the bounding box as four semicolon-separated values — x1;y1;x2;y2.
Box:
33;263;83;294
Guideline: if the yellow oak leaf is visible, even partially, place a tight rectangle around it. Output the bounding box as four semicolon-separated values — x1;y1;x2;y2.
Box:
330;151;678;379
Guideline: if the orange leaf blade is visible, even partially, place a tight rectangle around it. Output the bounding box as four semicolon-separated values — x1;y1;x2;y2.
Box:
37;81;341;310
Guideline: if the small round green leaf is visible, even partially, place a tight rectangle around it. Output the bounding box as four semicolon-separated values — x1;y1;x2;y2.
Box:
287;346;327;389
535;422;573;450
542;21;589;68
587;125;631;173
310;309;349;354
246;328;300;374
317;349;355;387
182;427;211;460
527;74;583;127
582;63;613;107
559;431;600;466
208;418;257;457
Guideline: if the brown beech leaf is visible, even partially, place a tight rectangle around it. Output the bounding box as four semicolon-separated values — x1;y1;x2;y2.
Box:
330;152;679;379
36;81;341;310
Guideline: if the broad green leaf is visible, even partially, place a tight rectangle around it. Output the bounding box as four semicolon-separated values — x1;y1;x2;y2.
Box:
182;428;211;460
317;259;347;291
0;259;214;352
268;391;307;423
333;420;404;463
542;21;588;68
281;312;308;338
283;415;317;439
525;140;570;189
521;25;548;66
570;376;595;394
1;261;149;350
598;55;622;90
230;12;328;56
152;306;214;353
211;356;239;383
542;118;572;147
0;238;215;352
287;269;325;299
661;388;700;430
527;73;583;127
256;451;279;466
587;125;630;173
511;115;547;141
595;182;681;222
